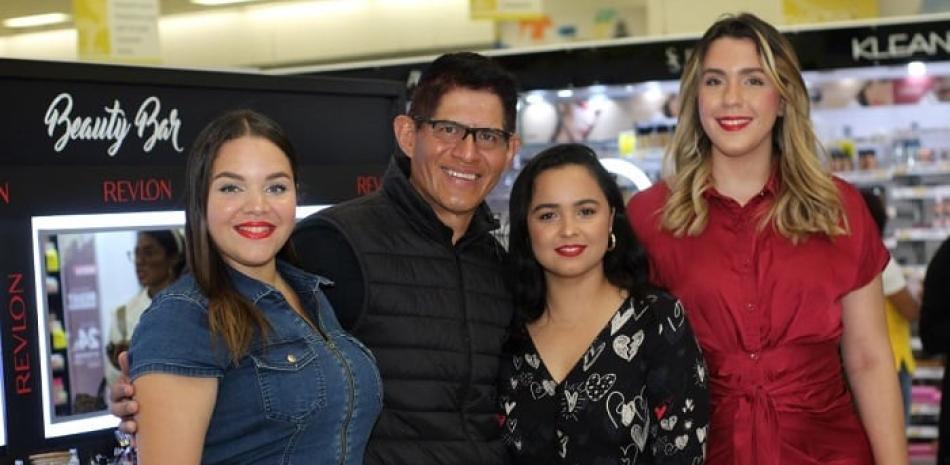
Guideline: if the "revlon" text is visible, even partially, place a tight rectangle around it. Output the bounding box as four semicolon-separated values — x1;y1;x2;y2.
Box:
103;178;173;203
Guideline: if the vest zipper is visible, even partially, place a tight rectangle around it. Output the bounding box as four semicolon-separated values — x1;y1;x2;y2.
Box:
454;249;479;462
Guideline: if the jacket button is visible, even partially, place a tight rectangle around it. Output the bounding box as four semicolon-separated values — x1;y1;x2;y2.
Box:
287;354;298;364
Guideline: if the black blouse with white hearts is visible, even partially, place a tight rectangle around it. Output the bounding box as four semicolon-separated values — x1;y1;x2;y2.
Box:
499;291;710;465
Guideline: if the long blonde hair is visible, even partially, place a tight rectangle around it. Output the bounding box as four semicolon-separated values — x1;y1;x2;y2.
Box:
662;13;845;242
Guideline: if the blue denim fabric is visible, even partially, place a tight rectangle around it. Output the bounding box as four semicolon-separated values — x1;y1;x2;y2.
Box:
130;260;382;465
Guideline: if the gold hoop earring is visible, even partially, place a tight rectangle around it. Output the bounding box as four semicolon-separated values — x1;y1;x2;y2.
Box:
608;232;617;251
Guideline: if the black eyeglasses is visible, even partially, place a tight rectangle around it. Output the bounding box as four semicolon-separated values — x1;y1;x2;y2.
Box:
416;118;511;151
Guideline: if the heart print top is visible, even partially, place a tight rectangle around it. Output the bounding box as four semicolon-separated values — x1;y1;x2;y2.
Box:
499;291;709;465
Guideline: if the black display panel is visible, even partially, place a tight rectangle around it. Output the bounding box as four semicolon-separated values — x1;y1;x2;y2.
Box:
0;58;402;460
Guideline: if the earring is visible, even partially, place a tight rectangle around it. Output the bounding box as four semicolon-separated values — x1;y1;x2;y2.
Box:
607;232;617;251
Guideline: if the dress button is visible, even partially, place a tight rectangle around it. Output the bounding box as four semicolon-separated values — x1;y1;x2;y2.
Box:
749;352;759;360
746;303;755;311
287;354;297;364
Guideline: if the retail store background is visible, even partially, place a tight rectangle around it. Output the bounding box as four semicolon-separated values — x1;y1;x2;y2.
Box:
0;0;948;69
1;1;949;465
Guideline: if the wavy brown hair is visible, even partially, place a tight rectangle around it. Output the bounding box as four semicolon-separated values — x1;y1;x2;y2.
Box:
662;13;845;241
184;109;299;362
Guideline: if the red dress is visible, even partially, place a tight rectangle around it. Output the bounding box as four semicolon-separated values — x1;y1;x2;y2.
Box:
627;176;888;465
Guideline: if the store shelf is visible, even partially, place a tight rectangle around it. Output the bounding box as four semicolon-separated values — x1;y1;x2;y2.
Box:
862;152;950;446
910;457;937;465
894;161;950;178
837;162;950;185
915;365;946;381
911;403;942;416
910;456;937;465
894;227;950;242
891;185;950;200
837;168;892;185
907;425;940;439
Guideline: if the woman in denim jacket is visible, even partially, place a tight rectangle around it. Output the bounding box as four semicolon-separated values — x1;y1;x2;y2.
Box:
129;110;382;465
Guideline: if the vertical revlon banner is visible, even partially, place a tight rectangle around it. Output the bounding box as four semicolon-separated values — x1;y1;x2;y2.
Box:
470;0;544;20
782;0;878;24
73;0;161;64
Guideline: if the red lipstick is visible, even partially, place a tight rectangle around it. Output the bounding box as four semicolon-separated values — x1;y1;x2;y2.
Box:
717;117;751;132
555;245;586;257
235;221;276;239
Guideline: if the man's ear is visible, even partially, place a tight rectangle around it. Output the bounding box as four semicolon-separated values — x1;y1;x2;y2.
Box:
504;134;521;168
394;115;417;159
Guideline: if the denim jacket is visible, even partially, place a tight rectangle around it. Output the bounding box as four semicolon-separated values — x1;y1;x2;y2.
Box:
130;260;382;465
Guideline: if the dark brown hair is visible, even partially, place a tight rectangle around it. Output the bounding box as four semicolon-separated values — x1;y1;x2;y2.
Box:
507;143;651;320
184;109;298;361
408;52;519;132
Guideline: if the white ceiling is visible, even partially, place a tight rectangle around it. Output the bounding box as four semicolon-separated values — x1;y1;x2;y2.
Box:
0;0;289;37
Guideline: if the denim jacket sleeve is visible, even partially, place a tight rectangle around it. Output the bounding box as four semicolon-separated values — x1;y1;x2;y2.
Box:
129;291;227;380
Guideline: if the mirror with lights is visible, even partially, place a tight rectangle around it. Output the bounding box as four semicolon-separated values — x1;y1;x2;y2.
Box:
30;206;328;438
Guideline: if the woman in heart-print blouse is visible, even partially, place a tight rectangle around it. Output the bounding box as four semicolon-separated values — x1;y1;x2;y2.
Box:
500;143;709;464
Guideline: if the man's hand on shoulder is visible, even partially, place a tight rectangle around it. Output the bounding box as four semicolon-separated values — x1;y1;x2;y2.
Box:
110;351;139;434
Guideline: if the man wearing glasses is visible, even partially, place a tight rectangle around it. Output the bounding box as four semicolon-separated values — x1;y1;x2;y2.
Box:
111;52;520;465
293;52;520;465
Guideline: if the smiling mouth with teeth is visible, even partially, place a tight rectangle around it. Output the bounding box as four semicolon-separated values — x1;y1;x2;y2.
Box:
445;168;478;181
235;223;276;239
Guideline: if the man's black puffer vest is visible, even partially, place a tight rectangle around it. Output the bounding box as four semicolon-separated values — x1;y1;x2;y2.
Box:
317;159;513;465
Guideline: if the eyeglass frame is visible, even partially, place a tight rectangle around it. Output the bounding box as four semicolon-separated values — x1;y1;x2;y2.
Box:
414;117;513;151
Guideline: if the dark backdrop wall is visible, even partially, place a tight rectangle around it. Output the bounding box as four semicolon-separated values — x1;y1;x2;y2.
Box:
0;58;403;463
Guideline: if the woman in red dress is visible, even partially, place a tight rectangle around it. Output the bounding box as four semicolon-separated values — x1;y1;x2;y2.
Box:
627;13;907;465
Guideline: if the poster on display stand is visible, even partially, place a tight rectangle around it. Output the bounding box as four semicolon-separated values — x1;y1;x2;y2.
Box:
0;58;402;461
